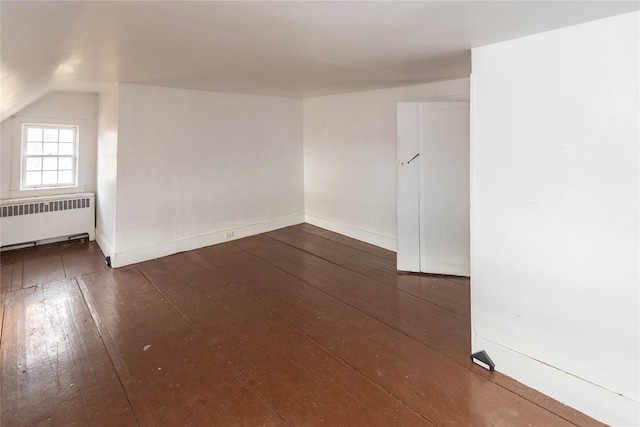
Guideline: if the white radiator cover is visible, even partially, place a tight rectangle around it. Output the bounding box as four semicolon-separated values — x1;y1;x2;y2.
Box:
0;192;95;247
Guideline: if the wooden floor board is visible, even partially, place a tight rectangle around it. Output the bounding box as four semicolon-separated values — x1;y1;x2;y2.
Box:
268;227;473;313
278;292;577;427
261;228;601;426
294;224;471;290
0;279;137;427
81;268;284;427
196;242;329;314
394;273;470;318
0;228;606;427
443;276;471;287
201;238;596;427
294;223;396;261
60;240;108;279
235;235;471;363
21;243;65;290
140;252;433;426
0;293;4;343
491;372;609;427
0;249;24;294
268;227;398;279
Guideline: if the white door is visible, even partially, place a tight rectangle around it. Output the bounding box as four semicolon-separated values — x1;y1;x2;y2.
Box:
397;102;470;276
397;103;421;272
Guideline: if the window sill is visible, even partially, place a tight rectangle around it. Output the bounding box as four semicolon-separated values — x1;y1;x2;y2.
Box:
9;186;88;199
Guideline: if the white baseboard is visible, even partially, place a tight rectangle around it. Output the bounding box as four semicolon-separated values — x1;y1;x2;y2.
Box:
110;213;305;268
95;228;114;260
304;213;396;252
473;335;640;427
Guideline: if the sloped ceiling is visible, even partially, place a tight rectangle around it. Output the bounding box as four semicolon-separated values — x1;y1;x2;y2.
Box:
1;1;638;120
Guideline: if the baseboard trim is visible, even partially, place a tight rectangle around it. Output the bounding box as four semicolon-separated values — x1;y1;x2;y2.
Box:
110;213;305;268
304;214;396;252
95;228;114;260
472;335;640;427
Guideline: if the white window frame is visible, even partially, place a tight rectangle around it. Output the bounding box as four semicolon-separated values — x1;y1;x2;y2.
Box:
20;123;79;189
11;117;86;197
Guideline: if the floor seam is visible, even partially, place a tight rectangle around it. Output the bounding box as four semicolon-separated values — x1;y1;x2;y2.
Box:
293;224;396;263
76;274;142;427
190;251;438;427
235;240;473;365
265;231;471;321
283;227;471;293
135;264;290;427
261;231;583;426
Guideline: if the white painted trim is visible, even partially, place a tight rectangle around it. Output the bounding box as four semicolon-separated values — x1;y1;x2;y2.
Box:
305;213;396;252
110;213;305;268
11;117;87;196
9;186;88;198
95;228;114;260
1;191;95;205
469;70;478;344
473;335;640;427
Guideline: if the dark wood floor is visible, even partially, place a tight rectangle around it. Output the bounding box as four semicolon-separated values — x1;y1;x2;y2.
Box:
0;224;604;426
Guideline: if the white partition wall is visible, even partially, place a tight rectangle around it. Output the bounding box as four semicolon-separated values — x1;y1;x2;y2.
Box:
471;12;639;426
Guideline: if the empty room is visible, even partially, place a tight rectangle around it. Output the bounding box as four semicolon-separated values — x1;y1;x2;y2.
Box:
1;1;638;426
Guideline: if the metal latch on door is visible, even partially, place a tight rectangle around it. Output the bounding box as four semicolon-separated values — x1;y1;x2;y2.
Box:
399;153;419;166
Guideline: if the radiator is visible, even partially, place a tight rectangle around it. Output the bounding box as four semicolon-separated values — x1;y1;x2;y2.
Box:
0;192;95;247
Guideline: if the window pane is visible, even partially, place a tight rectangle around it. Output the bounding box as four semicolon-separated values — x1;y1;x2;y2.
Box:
59;128;74;142
26;128;43;142
25;171;42;186
26;142;43;155
43;143;58;155
43;171;57;185
26;157;42;171
58;157;73;170
22;124;79;189
43;157;58;170
44;129;58;142
59;143;74;155
58;170;73;184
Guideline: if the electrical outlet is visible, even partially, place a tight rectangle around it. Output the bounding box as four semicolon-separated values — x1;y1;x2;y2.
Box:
224;231;234;239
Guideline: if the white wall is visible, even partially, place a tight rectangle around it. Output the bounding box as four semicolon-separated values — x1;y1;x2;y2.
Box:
1;119;12;198
95;84;119;258
110;84;304;267
471;12;639;426
303;79;469;250
0;91;98;199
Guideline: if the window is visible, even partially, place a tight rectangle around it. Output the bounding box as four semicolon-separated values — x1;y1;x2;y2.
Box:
21;124;78;189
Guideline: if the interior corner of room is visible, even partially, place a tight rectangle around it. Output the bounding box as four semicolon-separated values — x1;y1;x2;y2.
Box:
1;3;638;426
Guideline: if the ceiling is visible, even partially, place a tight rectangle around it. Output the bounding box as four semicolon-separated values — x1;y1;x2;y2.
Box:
1;1;638;120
